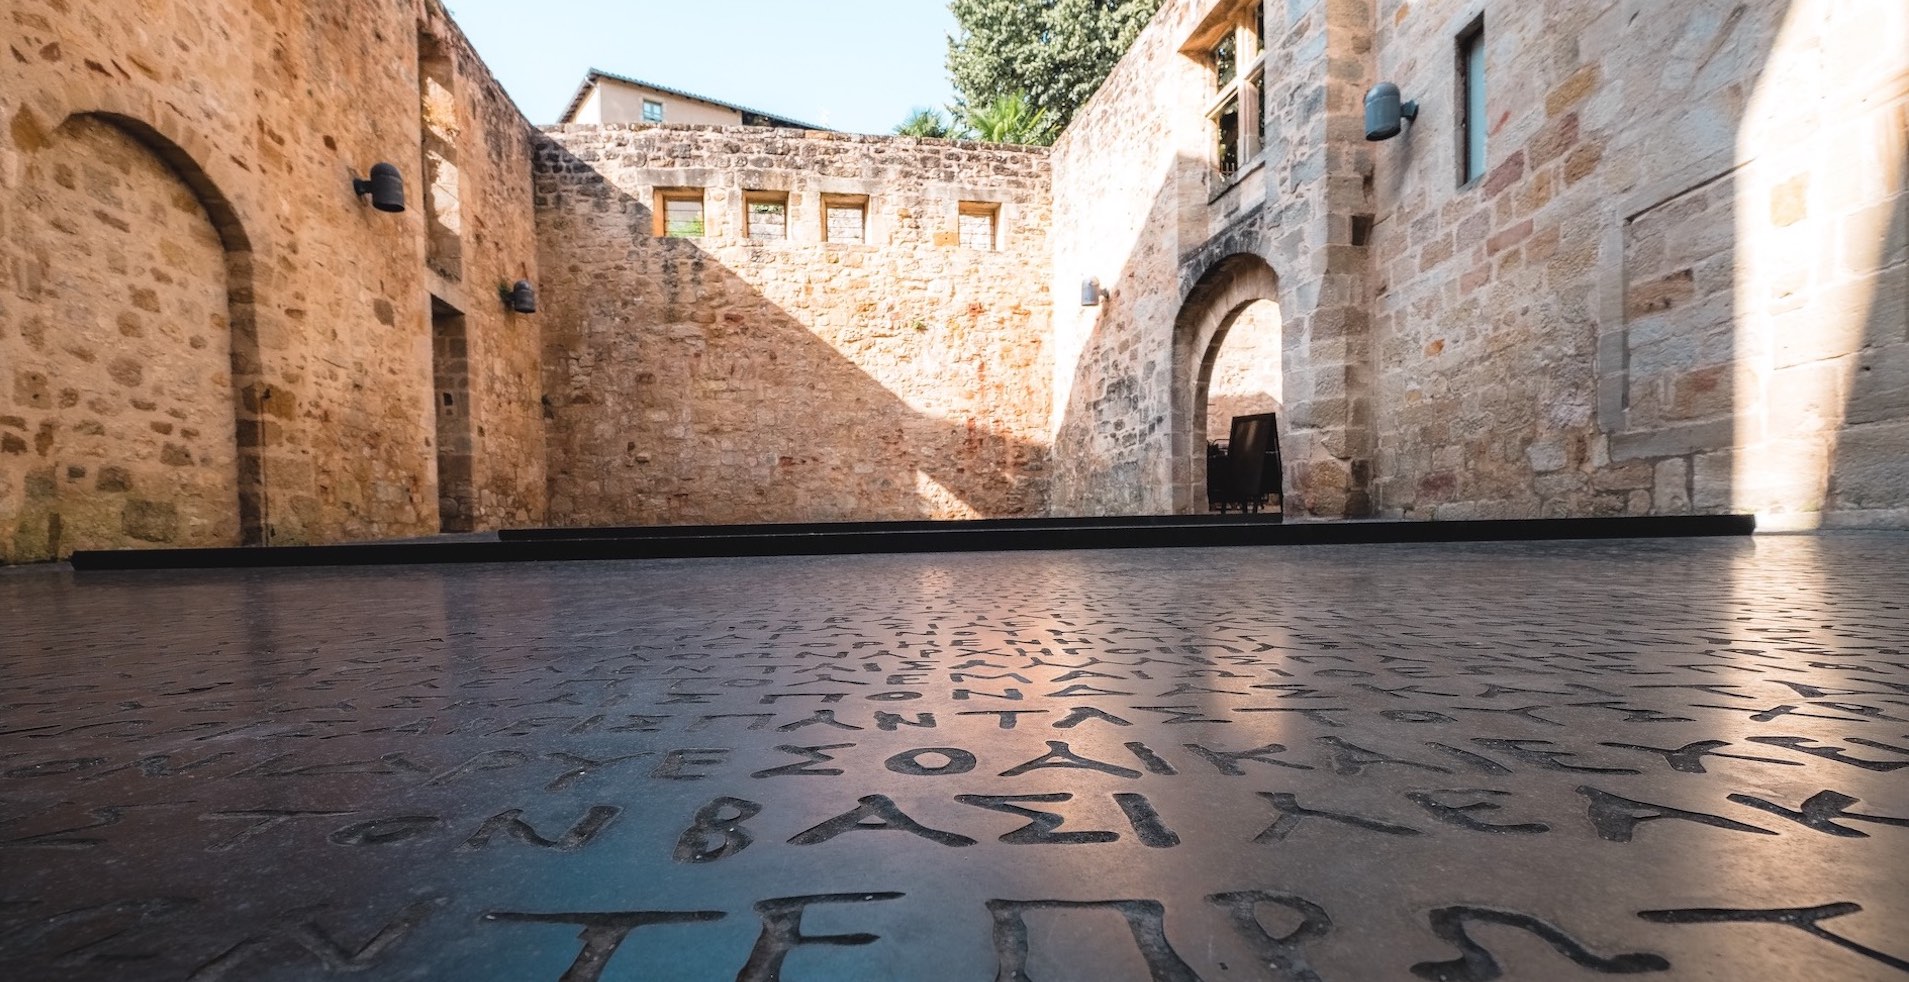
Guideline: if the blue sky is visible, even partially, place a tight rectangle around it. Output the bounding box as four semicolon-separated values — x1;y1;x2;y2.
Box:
444;0;960;132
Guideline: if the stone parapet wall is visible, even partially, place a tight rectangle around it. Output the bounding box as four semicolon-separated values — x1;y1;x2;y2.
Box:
0;0;546;562
533;126;1053;526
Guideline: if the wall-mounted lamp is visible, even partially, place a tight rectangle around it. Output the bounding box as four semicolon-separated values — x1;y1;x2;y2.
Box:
1081;277;1111;307
1363;83;1419;141
502;280;537;314
352;163;406;213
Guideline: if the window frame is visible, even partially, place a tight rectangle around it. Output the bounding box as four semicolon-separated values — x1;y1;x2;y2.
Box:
653;187;707;238
743;190;790;241
642;99;665;124
1456;17;1487;187
957;201;1001;251
820;193;869;244
1199;2;1267;183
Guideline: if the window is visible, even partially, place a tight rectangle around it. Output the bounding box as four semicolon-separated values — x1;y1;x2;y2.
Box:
1458;20;1486;185
1216;95;1241;177
642;99;664;123
654;188;705;238
958;201;999;251
1203;2;1265;181
745;191;788;240
822;194;867;243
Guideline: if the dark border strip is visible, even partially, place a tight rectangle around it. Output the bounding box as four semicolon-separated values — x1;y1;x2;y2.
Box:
499;512;1264;541
68;514;1755;571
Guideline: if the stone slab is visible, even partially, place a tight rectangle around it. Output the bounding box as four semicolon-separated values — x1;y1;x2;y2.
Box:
4;533;1907;979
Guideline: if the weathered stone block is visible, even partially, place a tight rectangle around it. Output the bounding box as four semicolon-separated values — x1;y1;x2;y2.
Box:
1525;437;1568;473
1653;457;1691;513
1830;420;1909;511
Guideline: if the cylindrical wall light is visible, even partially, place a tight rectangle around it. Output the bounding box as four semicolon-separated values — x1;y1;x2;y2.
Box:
353;163;406;212
1363;83;1419;141
504;280;538;314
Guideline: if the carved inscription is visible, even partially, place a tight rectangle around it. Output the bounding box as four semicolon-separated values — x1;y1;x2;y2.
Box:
5;536;1907;977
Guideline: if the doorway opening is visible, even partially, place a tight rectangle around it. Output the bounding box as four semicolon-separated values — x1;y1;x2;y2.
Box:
431;298;475;532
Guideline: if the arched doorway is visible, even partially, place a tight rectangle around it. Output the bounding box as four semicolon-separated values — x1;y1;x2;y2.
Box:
1170;254;1282;514
3;113;257;560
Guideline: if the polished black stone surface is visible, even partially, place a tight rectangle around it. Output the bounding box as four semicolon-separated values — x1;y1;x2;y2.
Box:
68;514;1756;570
4;533;1907;980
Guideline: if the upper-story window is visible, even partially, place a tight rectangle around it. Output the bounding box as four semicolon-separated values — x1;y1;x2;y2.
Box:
822;194;868;243
958;202;1000;251
642;99;665;123
828;192;874;241
1457;19;1487;185
745;191;789;240
1204;2;1265;181
654;188;705;238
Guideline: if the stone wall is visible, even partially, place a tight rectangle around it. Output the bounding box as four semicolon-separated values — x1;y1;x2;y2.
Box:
1366;0;1907;527
1050;0;1907;528
1;0;547;562
533;126;1053;526
5;0;1903;559
1049;0;1378;517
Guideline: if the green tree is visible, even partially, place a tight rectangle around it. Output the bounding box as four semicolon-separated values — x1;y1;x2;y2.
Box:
947;0;1164;145
961;92;1050;145
894;107;958;138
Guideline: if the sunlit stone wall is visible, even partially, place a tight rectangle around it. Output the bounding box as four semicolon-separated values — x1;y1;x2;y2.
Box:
533;126;1054;526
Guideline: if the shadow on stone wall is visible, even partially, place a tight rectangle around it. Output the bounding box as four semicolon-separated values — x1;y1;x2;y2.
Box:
535;139;1050;526
1050;155;1304;518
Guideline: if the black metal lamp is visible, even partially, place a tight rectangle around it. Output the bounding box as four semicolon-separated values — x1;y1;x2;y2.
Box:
353;163;406;212
504;280;537;314
1363;83;1419;141
1081;277;1110;307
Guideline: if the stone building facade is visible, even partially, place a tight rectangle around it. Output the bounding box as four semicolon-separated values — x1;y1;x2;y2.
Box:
533;127;1053;525
1050;0;1907;527
2;0;1904;563
559;70;821;129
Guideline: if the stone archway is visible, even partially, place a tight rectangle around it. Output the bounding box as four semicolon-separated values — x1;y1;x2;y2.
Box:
1170;254;1282;514
3;112;260;560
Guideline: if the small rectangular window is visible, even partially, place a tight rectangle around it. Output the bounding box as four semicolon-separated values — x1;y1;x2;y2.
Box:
745;191;788;240
958;202;999;250
654;189;705;238
822;194;867;243
642;99;664;123
1458;21;1486;185
1214;95;1241;178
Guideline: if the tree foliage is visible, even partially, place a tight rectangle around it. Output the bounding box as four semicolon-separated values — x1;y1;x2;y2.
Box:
947;0;1164;144
895;108;958;138
962;92;1051;145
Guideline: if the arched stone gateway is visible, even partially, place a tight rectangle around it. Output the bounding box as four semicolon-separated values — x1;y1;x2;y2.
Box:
2;112;261;561
1169;254;1282;515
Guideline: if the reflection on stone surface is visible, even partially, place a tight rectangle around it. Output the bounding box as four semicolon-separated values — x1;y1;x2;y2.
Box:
1;534;1906;979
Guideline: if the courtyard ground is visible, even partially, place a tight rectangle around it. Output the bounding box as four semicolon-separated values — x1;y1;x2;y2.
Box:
2;533;1905;979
